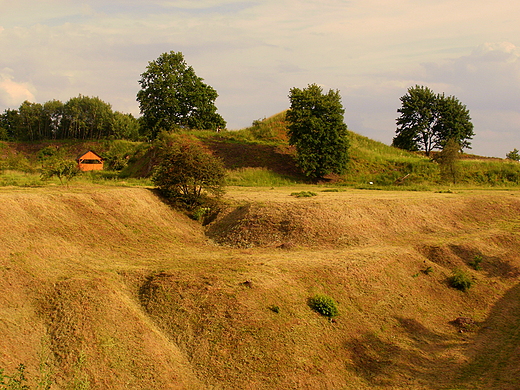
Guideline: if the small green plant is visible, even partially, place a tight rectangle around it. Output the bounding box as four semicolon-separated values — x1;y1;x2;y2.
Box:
290;191;317;198
308;294;339;317
449;269;473;291
422;266;434;275
268;305;280;313
469;255;483;271
192;206;211;222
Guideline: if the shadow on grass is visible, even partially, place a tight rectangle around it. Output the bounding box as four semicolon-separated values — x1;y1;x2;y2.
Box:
452;282;520;390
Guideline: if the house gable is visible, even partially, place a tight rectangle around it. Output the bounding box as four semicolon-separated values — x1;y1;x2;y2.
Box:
77;150;104;171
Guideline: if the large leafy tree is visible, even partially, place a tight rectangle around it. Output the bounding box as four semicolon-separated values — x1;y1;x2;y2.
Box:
137;51;226;138
393;85;474;155
286;84;350;180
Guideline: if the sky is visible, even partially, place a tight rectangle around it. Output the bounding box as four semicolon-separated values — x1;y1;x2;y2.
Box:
1;0;519;157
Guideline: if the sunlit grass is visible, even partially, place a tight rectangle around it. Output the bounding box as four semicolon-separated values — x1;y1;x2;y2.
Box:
226;167;299;187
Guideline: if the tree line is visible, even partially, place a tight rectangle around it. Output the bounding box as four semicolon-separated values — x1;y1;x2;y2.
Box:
0;95;141;141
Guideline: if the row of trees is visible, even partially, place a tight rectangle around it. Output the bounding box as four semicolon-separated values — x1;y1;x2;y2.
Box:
0;96;140;141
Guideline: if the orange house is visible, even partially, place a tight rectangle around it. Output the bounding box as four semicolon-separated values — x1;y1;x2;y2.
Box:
77;150;104;171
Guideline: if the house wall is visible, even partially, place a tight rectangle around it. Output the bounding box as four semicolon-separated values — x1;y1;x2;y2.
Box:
78;162;104;171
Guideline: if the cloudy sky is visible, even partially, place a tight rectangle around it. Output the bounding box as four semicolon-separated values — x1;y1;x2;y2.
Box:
1;0;519;157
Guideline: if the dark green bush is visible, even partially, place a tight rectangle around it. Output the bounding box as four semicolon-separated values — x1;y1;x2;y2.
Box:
308;294;339;317
449;269;473;291
152;138;225;208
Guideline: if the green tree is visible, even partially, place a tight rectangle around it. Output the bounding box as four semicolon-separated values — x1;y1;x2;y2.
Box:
435;94;474;150
506;148;520;161
435;138;461;184
286;84;350;180
41;158;79;185
393;85;474;155
152;137;226;207
112;112;140;140
61;95;114;139
137;51;226;138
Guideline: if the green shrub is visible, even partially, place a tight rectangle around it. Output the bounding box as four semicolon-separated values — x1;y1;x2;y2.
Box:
291;191;317;198
308;294;339;317
152;138;226;208
449;269;473;291
268;305;280;313
469;255;483;271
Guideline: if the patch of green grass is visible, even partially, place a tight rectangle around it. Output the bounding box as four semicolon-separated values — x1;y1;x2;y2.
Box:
291;191;317;198
226;167;298;187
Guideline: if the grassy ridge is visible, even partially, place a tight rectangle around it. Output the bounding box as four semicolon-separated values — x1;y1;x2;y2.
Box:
1;112;520;189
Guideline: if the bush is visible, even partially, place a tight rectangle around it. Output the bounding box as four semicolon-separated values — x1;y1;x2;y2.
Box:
152;138;226;208
291;191;317;198
40;158;79;185
449;269;473;291
308;294;339;317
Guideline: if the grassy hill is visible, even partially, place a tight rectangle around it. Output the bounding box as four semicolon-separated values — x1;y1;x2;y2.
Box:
1;111;520;189
1;186;520;389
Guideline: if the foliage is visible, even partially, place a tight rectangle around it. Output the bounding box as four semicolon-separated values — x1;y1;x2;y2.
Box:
435;138;461;184
137;51;226;138
308;294;339;317
0;96;141;141
290;191;317;198
393;85;474;156
506;148;520;161
40;158;79;185
0;364;29;390
36;146;62;165
268;305;280;313
152;137;226;207
101;140;145;171
287;84;350;179
449;269;473;291
469;255;483;271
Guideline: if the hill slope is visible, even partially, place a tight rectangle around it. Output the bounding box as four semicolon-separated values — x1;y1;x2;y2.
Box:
1;186;520;389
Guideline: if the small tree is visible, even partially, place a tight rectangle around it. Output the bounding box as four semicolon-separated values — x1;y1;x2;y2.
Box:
506;148;520;161
41;158;79;185
435;138;461;184
286;84;349;180
152;138;225;207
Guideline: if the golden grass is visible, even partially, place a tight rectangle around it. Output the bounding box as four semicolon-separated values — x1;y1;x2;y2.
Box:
1;185;520;389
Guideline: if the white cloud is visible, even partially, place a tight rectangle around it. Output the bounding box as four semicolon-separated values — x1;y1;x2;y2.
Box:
0;70;35;107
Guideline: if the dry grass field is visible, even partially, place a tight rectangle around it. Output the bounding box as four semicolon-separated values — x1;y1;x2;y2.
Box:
1;185;520;389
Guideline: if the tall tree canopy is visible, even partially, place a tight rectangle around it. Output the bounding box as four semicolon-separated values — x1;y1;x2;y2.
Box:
392;85;474;155
137;51;226;138
286;84;350;180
